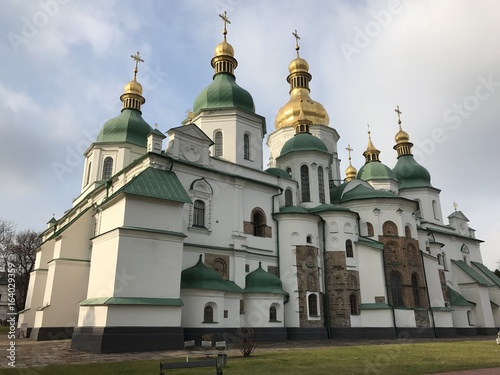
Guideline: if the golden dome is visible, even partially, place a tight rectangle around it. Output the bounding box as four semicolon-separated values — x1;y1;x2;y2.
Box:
215;40;234;57
124;78;143;96
345;144;357;182
395;127;410;143
363;129;381;162
288;57;309;74
274;88;330;129
345;163;357;182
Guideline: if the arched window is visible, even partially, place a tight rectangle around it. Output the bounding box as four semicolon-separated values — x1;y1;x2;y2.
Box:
203;305;214;323
390;272;404;306
214;131;223;157
350;294;359;315
345;239;354;258
411;273;420;307
308;294;318;316
366;222;374;237
306;235;312;244
405;225;412;238
252;210;266;237
86;162;92;185
213;258;227;279
318;166;325;203
243;133;250;160
102;157;113;180
286;167;292;177
382;221;398;236
193;200;205;227
300;165;310;202
285;188;293;207
269;305;277;322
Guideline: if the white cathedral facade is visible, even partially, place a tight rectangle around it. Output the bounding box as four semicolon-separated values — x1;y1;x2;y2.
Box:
18;22;500;353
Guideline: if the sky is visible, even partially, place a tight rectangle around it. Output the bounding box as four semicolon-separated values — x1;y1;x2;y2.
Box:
0;0;499;268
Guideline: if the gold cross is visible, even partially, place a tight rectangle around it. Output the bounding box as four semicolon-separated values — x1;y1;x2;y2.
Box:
130;51;144;78
395;105;402;124
292;29;301;56
219;11;231;38
346;144;353;160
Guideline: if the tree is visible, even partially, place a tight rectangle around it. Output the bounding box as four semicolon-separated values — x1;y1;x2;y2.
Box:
8;229;40;311
0;219;16;271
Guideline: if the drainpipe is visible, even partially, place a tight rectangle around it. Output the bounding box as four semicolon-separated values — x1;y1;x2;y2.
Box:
381;249;399;338
420;249;437;337
271;188;284;278
321;218;332;339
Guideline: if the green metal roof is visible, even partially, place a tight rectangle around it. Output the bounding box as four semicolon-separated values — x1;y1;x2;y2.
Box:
355;238;384;250
265;167;292;179
330;181;399;204
181;255;244;293
392;154;432;189
280;132;329;157
119;167;191;204
359;302;392;310
96;108;152;147
245;263;287;295
79;297;183;306
193;72;255;114
451;259;492;286
447;286;476;306
306;203;352;213
471;261;500;287
279;205;309;214
357;161;398;181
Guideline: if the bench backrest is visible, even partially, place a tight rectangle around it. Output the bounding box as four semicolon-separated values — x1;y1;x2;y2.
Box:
160;357;223;374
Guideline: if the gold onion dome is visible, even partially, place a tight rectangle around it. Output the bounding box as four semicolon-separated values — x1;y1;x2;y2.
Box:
214;39;234;57
120;51;146;112
394;105;410;144
124;78;143;96
345;145;357;182
274;30;329;130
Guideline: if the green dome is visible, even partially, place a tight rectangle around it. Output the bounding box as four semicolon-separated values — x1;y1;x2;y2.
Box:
96;109;152;147
265;167;292;179
280;133;329;157
193;73;254;114
393;154;432;189
245;263;287;294
330;180;398;203
181;256;229;292
357;161;398;181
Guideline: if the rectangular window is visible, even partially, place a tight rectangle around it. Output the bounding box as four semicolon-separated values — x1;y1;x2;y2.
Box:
193;200;205;227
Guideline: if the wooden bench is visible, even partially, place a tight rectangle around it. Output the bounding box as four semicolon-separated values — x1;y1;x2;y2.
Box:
160;353;224;374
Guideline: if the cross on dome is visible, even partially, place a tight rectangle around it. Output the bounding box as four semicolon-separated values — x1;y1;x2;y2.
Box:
219;10;231;38
292;29;301;56
130;51;144;79
395;105;403;126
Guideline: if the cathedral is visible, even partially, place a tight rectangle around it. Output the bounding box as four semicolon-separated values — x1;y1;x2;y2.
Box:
18;15;500;353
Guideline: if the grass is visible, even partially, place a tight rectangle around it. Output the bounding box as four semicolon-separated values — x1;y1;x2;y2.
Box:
2;340;500;374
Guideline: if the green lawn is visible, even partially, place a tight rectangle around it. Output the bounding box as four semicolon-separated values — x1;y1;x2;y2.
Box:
2;340;500;375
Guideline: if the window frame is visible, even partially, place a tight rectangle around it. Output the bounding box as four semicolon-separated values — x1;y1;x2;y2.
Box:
193;199;206;227
300;164;310;202
102;157;114;180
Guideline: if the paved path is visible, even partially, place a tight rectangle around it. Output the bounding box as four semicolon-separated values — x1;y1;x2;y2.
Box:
2;334;500;374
